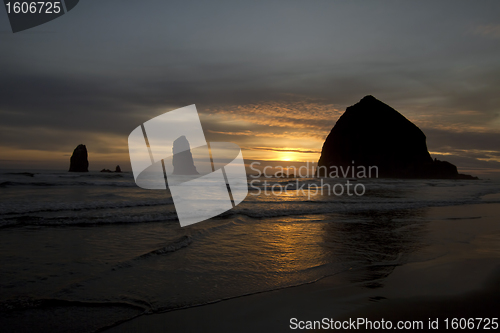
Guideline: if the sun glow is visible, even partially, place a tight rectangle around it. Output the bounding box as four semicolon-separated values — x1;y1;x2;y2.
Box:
281;152;296;161
241;148;321;162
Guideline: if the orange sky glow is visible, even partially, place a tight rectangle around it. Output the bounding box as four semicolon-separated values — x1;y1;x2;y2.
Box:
1;99;499;177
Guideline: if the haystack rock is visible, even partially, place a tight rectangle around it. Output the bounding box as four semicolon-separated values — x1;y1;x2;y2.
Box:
69;144;89;172
317;96;477;179
172;136;199;175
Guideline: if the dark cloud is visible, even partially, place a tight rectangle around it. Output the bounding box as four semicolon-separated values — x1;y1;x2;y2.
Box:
431;153;500;172
425;129;500;153
247;147;320;154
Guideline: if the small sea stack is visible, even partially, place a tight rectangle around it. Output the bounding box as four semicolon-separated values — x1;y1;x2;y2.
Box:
100;165;122;173
69;144;89;172
172;135;199;175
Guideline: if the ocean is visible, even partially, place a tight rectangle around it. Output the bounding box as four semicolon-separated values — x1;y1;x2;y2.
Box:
1;170;499;332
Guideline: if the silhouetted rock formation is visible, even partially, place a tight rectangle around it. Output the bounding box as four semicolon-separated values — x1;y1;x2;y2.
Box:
317;96;477;179
100;165;122;173
172;136;199;175
69;144;89;172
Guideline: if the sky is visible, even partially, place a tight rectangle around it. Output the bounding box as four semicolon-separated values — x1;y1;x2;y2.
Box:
1;0;500;176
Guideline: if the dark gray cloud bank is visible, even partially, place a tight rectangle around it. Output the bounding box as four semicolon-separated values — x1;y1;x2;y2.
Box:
0;1;499;174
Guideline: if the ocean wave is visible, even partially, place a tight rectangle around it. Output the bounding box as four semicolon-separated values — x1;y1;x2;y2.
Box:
2;197;499;228
110;236;193;271
0;181;56;187
0;212;178;228
231;198;500;219
138;236;192;258
0;180;137;188
0;198;173;216
4;172;36;177
1;177;498;227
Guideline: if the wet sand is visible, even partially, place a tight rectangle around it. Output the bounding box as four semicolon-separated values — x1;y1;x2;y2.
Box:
105;203;500;332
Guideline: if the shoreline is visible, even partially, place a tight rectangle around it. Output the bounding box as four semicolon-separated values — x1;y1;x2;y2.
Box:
105;202;500;332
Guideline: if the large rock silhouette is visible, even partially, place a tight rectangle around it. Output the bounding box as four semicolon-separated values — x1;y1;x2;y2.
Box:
317;96;476;179
172;136;199;175
69;144;89;172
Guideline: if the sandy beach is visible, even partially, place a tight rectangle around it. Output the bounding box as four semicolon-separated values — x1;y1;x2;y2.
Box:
105;203;500;332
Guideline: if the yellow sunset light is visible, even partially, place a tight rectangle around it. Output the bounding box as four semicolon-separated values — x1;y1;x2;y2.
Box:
278;151;301;162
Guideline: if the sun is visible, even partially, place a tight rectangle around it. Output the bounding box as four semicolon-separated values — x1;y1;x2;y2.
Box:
279;152;299;162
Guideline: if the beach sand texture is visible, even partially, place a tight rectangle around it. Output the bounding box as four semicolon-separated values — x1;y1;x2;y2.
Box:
106;204;500;332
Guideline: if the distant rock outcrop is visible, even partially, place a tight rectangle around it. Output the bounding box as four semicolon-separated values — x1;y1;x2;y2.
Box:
317;96;477;179
172;136;199;175
100;165;122;173
69;144;89;172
